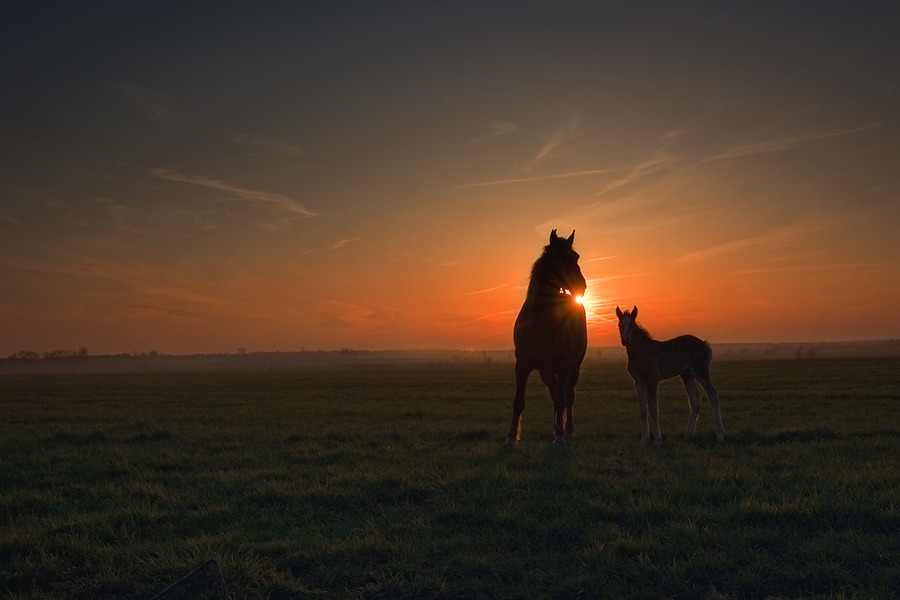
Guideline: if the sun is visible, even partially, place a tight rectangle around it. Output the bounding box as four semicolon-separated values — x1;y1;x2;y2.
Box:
573;292;604;322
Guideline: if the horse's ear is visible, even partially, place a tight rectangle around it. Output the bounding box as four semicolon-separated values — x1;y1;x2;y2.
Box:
567;230;575;245
616;306;623;318
550;229;558;242
632;306;638;319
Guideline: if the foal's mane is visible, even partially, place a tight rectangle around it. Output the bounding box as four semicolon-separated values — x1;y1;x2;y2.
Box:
629;316;654;341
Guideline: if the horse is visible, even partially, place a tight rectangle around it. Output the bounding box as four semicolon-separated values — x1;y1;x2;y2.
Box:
506;230;587;443
615;306;725;444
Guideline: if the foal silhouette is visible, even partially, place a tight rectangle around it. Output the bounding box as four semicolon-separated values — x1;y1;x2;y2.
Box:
506;230;587;443
616;306;725;443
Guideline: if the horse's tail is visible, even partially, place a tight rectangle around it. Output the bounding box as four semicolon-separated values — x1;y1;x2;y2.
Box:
703;339;713;362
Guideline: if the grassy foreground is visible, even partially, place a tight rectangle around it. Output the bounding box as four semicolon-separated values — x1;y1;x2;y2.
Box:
2;358;898;599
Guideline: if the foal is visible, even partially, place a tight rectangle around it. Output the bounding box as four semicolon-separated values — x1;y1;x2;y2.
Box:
616;306;724;443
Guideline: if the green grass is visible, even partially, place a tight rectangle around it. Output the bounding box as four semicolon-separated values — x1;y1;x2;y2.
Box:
2;358;899;599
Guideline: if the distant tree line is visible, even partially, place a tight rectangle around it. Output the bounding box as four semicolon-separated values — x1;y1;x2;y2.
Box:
7;348;90;359
5;348;168;360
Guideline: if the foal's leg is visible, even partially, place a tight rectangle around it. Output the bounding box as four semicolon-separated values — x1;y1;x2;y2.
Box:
635;380;652;444
681;372;702;439
647;383;663;444
698;376;725;441
506;362;531;443
540;369;565;440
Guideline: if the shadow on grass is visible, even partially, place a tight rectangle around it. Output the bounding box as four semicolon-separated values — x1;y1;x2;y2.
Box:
730;427;900;446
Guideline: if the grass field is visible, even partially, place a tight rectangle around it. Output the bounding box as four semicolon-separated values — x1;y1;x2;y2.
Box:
2;358;899;599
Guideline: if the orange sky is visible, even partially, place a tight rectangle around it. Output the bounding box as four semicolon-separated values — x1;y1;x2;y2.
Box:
1;3;898;355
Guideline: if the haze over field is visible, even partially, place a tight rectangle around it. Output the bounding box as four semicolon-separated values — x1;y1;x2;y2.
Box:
2;2;898;355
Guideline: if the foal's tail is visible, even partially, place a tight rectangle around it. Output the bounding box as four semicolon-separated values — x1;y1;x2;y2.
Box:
693;338;714;376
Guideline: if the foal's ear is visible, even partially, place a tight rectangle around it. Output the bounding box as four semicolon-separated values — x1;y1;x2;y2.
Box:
567;230;575;245
632;306;638;319
616;306;623;318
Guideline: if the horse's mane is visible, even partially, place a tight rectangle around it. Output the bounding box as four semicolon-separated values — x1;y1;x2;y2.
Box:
631;318;654;342
525;252;561;306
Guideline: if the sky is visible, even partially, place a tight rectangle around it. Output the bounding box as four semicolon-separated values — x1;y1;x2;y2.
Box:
1;1;898;356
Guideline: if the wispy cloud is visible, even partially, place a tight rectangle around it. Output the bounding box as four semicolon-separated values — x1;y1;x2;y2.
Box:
455;116;610;189
593;128;687;197
521;116;583;173
454;168;617;189
1;252;222;311
89;197;140;234
325;299;383;330
331;236;361;251
675;217;839;265
234;133;303;156
703;122;884;162
152;168;317;218
470;120;519;144
0;213;20;228
111;83;170;122
463;282;512;296
732;260;886;277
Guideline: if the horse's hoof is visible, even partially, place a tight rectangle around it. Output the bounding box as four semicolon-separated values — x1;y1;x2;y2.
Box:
503;436;519;445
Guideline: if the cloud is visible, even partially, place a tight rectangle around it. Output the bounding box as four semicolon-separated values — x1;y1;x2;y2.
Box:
152;168;317;218
234;133;303;156
520;116;583;173
0;252;222;312
331;236;361;251
454;168;617;189
325;299;384;330
89;197;140;234
463;282;511;296
732;260;887;277
675;217;839;265
111;83;170;122
593;128;687;197
470;120;519;144
702;122;884;162
456;115;616;189
0;213;20;228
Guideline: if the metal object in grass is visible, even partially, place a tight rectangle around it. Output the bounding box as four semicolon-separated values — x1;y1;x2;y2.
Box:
150;558;229;600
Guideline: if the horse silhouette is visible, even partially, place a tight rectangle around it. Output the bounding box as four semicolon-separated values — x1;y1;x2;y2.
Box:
616;306;725;443
506;230;587;443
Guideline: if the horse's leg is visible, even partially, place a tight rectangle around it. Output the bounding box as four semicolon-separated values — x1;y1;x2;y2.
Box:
698;375;725;442
506;361;530;443
648;382;663;444
635;380;651;444
563;366;580;439
540;369;565;440
681;372;702;439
